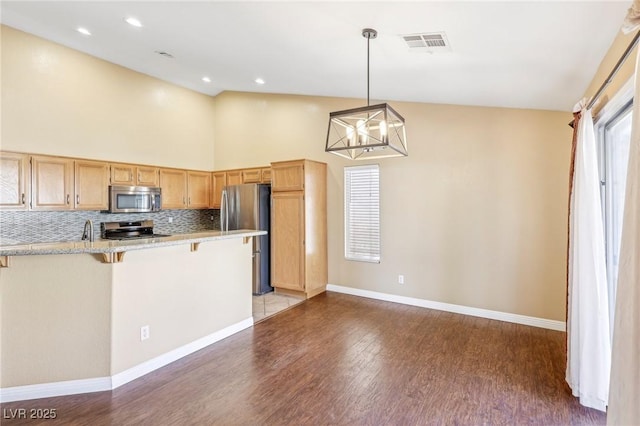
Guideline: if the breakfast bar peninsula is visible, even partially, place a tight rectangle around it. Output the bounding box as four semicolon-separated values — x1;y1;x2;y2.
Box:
0;229;265;402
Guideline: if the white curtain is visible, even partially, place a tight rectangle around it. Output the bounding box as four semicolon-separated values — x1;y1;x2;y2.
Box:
566;106;611;412
607;23;640;425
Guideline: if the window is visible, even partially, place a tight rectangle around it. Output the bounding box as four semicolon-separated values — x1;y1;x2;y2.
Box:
344;165;380;262
596;94;633;333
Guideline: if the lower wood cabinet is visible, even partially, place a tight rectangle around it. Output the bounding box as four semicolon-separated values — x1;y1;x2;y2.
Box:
271;191;306;291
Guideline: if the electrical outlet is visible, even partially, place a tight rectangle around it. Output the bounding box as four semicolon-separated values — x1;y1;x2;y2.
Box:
398;275;404;284
140;325;150;341
168;217;173;223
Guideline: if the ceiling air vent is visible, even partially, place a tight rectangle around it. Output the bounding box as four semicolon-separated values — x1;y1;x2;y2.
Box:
402;32;451;53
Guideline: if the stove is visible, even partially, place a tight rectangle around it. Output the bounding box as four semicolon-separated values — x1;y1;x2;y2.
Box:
100;220;171;240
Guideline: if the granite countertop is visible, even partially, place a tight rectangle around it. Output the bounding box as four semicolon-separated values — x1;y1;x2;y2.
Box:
0;229;266;257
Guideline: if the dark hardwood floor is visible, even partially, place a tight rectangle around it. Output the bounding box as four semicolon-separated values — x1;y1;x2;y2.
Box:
1;292;605;425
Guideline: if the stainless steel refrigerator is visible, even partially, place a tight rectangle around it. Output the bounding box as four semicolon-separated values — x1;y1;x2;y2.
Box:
220;183;272;295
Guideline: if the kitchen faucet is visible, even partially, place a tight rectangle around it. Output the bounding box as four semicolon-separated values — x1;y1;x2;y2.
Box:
82;219;94;242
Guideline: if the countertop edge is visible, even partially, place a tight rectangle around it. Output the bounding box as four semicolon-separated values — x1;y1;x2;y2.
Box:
0;230;266;256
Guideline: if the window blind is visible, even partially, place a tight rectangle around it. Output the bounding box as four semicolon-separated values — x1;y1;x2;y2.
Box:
344;165;380;262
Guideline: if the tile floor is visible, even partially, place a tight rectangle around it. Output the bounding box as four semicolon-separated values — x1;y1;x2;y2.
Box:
252;291;304;323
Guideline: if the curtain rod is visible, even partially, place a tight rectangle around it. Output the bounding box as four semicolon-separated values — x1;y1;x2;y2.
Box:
569;29;640;128
586;29;640;111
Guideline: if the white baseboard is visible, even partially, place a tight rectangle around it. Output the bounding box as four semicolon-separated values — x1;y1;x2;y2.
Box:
0;317;254;403
326;284;566;332
0;377;112;404
111;316;254;389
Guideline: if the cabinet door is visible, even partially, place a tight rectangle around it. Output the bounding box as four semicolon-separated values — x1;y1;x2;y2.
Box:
75;160;109;210
242;168;261;183
271;161;304;192
160;169;187;209
0;152;29;210
31;155;74;210
260;168;272;184
187;171;211;209
271;191;305;291
136;166;159;186
211;172;226;209
227;170;242;186
110;164;135;185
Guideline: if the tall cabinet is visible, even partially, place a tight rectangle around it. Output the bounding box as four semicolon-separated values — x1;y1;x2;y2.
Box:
271;159;327;299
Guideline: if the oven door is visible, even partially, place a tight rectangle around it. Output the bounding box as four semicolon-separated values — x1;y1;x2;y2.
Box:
109;186;161;213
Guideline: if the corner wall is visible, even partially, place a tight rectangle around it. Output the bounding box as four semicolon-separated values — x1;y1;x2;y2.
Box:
214;91;572;321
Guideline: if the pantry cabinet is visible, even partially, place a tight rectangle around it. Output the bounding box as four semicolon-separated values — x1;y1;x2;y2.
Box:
271;159;327;298
0;152;30;210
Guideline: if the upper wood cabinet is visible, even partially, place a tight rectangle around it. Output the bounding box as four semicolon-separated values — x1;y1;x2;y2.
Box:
271;161;305;192
31;155;74;211
187;171;211;209
211;172;226;209
160;168;188;209
0;152;30;210
242;168;261;184
260;168;272;184
226;170;242;186
110;164;159;187
75;160;109;210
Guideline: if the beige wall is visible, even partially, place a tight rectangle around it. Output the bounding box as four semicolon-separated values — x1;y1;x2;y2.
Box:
111;239;252;374
214;91;572;321
1;25;216;170
0;254;112;387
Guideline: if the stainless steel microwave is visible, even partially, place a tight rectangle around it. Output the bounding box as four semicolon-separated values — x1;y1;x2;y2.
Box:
108;185;162;213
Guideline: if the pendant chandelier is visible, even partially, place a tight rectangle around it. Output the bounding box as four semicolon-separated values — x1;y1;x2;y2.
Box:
325;28;408;160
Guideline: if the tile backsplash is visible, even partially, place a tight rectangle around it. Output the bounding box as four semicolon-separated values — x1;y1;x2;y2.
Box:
0;209;220;245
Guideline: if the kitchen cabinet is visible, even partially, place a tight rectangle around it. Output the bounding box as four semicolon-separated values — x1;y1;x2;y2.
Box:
160;168;188;209
271;159;327;299
226;170;242;186
0;151;30;210
242;168;261;183
110;164;159;187
31;155;74;210
75;160;109;210
187;171;211;209
260;168;272;183
211;172;226;209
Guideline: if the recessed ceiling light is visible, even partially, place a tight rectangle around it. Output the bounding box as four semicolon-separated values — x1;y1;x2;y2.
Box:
202;77;211;83
255;78;265;85
77;27;91;36
125;17;143;28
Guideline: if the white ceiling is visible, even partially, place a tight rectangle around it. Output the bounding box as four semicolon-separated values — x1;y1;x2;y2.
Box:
0;1;630;112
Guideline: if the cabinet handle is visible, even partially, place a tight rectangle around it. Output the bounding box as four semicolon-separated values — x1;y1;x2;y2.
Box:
138;173;141;182
130;171;133;181
183;197;186;205
21;193;25;204
76;194;80;205
66;194;70;205
189;197;191;205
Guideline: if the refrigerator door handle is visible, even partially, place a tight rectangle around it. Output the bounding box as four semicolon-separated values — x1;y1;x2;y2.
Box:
221;189;229;232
